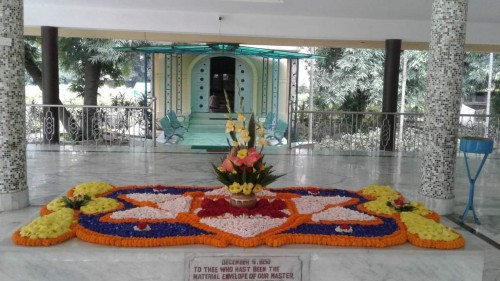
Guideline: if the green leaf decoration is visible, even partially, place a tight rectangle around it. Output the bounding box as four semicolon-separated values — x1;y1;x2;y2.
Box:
248;113;256;149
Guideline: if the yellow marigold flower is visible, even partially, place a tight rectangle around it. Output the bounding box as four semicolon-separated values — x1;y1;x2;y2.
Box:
80;198;120;214
409;202;431;216
257;137;267;147
73;181;113;198
237;114;246;122
46;197;67;212
242;182;254;195
235;123;243;133
20;208;74;239
360;185;400;200
400;212;460;241
228;182;243;194
237;149;248;159
253;184;263;193
362;200;396;215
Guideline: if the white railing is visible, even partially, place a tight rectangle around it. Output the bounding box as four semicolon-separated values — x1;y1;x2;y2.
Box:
289;111;500;157
26;102;156;148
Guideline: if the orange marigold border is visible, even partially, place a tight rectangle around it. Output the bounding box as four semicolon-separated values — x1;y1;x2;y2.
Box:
11;227;76;247
13;184;467;250
406;230;465;249
73;224;227;247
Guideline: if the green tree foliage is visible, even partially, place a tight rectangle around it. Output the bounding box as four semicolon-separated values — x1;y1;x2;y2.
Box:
311;47;500;116
462;53;500;115
400;51;428;112
313;48;385;110
58;38;135;105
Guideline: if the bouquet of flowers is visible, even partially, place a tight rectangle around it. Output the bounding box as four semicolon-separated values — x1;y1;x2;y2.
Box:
212;93;283;198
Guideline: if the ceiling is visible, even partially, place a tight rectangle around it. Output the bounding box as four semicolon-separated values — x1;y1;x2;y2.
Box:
24;0;500;51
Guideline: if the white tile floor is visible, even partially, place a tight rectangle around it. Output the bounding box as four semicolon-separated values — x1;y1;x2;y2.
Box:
1;146;499;280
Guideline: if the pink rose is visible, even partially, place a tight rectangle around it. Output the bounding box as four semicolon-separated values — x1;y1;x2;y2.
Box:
229;156;243;167
244;148;262;167
244;153;261;167
222;159;234;172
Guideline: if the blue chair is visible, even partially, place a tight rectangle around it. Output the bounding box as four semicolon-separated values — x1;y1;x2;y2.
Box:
266;119;288;145
263;112;275;130
159;116;185;143
167;111;188;131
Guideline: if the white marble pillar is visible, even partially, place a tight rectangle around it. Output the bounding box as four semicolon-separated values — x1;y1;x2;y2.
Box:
419;0;468;215
0;0;29;211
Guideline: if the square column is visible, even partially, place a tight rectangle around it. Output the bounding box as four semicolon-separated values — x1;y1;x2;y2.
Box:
0;0;29;211
420;0;469;215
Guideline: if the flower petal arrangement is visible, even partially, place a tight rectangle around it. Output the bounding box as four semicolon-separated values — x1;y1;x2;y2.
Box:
212;91;283;198
12;182;465;250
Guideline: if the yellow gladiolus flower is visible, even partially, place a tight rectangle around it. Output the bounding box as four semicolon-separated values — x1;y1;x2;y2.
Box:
242;182;254;195
257;137;267;147
237;114;246;122
235;123;243;133
241;135;251;143
237;149;248;159
225;120;234;133
232;141;239;147
240;129;249;138
256;127;266;136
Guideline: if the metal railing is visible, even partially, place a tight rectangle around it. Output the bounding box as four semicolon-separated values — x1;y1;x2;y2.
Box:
289;110;500;157
26;101;156;148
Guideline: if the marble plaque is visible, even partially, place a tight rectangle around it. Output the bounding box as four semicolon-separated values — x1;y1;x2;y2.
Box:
185;254;304;281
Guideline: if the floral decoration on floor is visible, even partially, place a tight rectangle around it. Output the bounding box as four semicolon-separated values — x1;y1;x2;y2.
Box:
12;182;465;249
212;91;282;208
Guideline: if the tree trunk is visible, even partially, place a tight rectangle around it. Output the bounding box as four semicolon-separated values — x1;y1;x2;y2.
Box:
24;53;74;135
82;60;102;140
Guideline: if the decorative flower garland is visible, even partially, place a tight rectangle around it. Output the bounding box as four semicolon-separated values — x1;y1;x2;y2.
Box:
12;183;464;250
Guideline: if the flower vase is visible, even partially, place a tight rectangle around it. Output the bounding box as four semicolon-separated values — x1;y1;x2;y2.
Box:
230;192;257;208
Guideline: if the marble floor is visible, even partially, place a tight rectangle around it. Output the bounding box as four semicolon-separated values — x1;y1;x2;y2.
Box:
1;146;499;280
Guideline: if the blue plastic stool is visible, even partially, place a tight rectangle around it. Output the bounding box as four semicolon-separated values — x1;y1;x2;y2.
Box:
459;137;494;224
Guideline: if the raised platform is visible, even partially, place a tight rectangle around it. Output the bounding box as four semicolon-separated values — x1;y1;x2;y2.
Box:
0;218;484;281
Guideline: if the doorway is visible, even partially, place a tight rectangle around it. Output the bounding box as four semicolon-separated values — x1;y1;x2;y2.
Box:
210;57;235;113
191;56;253;113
